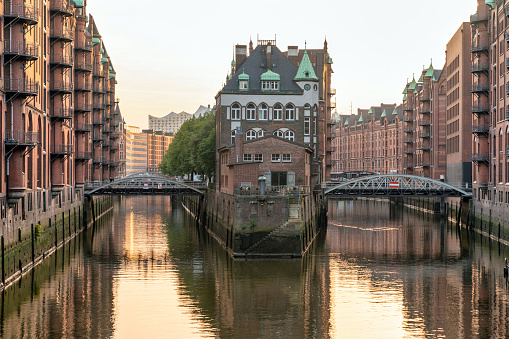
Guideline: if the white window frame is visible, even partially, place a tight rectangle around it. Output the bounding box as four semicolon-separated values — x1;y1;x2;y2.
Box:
262;81;271;90
231;104;241;120
274;104;283;121
271;154;281;162
285;104;295;120
231;130;236;144
239;80;248;90
271;81;279;90
304;117;310;135
254;154;263;162
259;104;268;120
275;130;284;138
243;154;252;162
285;130;295;141
282;154;291;162
246;130;257;141
246;104;256;120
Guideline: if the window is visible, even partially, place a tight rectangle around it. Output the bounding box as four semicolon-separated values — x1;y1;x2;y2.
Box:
259;104;268;120
285;104;295;120
246;104;256;120
243;154;252;162
231;103;240;120
271;81;279;90
282;154;291;162
271;154;281;162
304;117;310;135
246;130;257;141
274;104;282;121
262;81;271;91
262;81;279;91
239;80;248;90
231;130;236;144
285;130;295;141
254;154;263;162
275;130;284;138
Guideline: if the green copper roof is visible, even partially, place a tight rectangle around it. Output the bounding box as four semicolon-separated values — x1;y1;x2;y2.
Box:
72;0;84;7
92;38;100;46
402;86;408;95
109;66;112;71
261;70;280;81
368;108;373;114
344;119;349;126
381;110;386;118
392;108;398;115
408;77;417;91
238;70;249;80
418;74;424;83
100;48;104;54
425;63;435;78
109;73;115;79
327;57;333;64
485;0;495;9
231;58;235;67
101;57;108;63
403;94;407;101
294;51;319;81
358;115;363;123
337;115;341;122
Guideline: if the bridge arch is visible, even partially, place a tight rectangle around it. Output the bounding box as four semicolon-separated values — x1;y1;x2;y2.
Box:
85;172;205;196
325;174;472;198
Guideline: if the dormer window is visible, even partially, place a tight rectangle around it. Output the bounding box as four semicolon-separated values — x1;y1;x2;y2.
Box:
238;70;250;91
260;70;280;91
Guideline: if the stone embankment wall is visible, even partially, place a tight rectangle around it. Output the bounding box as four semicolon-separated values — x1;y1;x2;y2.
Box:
0;190;113;290
184;190;327;258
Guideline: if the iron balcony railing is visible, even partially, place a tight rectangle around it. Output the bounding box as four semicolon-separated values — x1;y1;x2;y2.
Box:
403;128;414;133
4;3;39;23
74;62;93;72
471;104;490;114
93;102;106;110
50;81;73;92
417;144;431;151
74;81;92;91
403;106;413;112
472;153;490;162
75;40;93;51
50;53;73;67
74;103;92;112
51;144;73;155
419;94;430;102
403;147;414;154
3;40;38;59
50;108;73;119
471;124;490;134
4;131;38;144
93;67;104;77
2;78;39;95
74;122;92;132
235;185;310;196
93;84;105;93
403;138;414;144
93;157;107;164
92;116;105;125
50;27;73;41
75;151;93;160
418;131;430;139
49;1;74;15
471;62;489;73
471;84;489;93
419;120;431;126
419;107;431;115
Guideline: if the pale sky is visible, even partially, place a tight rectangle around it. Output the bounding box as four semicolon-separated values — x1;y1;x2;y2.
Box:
85;0;478;129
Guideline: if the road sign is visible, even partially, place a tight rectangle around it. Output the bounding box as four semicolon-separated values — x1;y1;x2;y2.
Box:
143;183;149;189
389;181;399;188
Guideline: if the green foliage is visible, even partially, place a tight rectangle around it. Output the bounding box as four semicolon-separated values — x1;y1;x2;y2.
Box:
159;112;216;180
250;220;257;230
34;224;41;239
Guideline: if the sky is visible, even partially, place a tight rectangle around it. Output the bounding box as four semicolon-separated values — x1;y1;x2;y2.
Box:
85;0;478;129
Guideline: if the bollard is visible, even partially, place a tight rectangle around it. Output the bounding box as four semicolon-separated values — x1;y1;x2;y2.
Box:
258;176;266;196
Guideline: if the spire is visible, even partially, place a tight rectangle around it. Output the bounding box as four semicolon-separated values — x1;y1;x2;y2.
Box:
294;50;319;81
392;107;398;115
381;110;386;118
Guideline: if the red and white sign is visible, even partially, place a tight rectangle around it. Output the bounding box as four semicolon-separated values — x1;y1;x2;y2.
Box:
143;183;149;189
158;183;162;189
389;181;399;188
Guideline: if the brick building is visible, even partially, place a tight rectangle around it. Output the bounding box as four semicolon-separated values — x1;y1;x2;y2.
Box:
125;126;173;175
0;0;122;219
215;38;334;194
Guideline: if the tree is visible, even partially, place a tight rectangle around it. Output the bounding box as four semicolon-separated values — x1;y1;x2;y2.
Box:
159;112;215;181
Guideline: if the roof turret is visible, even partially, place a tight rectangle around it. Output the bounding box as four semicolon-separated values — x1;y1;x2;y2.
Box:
294;50;319;81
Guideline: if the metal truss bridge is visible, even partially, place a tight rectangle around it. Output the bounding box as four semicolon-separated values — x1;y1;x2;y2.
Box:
84;172;206;196
324;174;472;198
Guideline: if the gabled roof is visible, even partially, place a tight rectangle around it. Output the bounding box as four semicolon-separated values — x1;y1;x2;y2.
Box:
294;51;319;81
222;45;302;94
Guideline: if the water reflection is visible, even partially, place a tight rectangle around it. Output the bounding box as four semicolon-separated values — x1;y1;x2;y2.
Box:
1;197;509;338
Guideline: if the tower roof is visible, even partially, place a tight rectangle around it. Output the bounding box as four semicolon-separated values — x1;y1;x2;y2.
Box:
424;63;435;78
294;51;319;81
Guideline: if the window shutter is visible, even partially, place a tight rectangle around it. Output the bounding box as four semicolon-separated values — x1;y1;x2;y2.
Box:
264;172;271;186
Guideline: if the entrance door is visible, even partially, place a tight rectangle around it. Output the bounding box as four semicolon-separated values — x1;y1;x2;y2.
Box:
271;172;287;186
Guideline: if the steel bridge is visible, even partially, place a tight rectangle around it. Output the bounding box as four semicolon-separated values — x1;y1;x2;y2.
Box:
324;174;472;198
84;172;206;196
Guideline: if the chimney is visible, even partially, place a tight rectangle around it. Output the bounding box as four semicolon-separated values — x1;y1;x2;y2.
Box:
235;45;247;72
234;126;243;163
287;46;299;67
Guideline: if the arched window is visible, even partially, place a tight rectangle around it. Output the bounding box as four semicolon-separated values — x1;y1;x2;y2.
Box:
258;130;264;138
274;130;284;138
246;130;257;141
246;104;256;120
285;104;295;120
285;130;295;141
259;103;268;120
231;103;241;120
273;104;283;121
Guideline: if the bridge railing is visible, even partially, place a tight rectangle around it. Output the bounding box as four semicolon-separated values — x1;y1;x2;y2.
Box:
235;185;310;196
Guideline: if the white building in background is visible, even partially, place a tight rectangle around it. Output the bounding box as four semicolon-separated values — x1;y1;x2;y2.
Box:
148;105;211;133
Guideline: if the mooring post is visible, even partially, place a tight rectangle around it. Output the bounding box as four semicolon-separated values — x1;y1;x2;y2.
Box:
440;175;445;215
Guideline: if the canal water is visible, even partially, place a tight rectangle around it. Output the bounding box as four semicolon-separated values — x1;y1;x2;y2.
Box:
1;196;509;338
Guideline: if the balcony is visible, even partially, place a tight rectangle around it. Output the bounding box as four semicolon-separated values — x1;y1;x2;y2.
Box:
4;131;38;145
49;1;74;16
93;84;105;93
74;103;92;112
75;151;93;160
74;80;92;92
403;138;414;144
74;122;92;132
3;40;38;60
75;40;93;52
50;27;73;42
50;108;73;120
93;116;105;125
93;67;105;78
328;88;336;96
471;84;489;93
50;53;73;68
472;153;490;163
471;104;490;115
2;78;39;96
111;131;122;139
92;132;104;142
416;144;430;151
50;81;73;93
93;157;106;165
471;124;490;135
419;94;430;102
404;147;414;154
51;144;73;155
93;102;106;110
103;140;112;148
419;107;431;115
471;43;489;53
403;116;413;122
74;62;93;72
471;62;489;73
419;120;430;127
403;106;413;112
418;131;430;139
470;12;489;24
4;3;39;25
403;127;414;133
403;163;413;169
